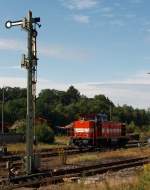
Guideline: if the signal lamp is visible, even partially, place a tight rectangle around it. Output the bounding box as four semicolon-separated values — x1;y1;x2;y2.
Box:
5;20;23;29
5;21;12;28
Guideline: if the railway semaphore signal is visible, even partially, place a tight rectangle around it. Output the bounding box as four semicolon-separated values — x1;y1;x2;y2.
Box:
5;11;41;175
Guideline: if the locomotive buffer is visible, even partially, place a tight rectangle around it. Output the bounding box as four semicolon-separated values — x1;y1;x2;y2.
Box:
5;11;41;174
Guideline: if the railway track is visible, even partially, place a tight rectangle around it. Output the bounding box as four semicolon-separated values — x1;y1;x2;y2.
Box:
0;140;148;163
0;147;104;173
0;142;148;174
0;146;97;162
0;156;149;189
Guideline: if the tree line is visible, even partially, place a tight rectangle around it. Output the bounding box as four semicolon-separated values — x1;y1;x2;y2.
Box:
0;86;150;131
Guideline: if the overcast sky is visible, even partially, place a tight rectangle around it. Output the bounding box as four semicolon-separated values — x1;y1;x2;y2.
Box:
0;0;150;108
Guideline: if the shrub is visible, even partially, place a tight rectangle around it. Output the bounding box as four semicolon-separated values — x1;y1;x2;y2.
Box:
13;120;55;144
36;123;55;143
12;119;26;134
127;121;136;133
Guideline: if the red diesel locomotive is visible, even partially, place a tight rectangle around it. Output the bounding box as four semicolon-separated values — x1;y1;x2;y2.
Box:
70;114;129;147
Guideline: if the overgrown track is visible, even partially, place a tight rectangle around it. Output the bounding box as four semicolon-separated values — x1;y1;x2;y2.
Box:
0;140;148;163
0;146;98;163
0;156;149;190
0;147;104;172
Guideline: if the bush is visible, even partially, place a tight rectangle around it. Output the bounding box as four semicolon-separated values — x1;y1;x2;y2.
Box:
14;120;55;144
127;121;136;133
36;123;55;143
12;120;26;134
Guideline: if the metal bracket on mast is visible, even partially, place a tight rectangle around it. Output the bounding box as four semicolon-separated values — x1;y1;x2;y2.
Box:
21;54;29;68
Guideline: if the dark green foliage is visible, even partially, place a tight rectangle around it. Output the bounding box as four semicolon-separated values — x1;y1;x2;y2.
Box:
14;120;54;143
112;105;150;126
126;121;136;133
36;123;55;143
65;86;80;104
1;86;150;132
0;87;26;123
5;98;26;122
13;120;26;133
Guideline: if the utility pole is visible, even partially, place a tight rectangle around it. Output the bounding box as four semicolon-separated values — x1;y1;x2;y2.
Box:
109;105;112;121
1;87;4;134
5;11;41;174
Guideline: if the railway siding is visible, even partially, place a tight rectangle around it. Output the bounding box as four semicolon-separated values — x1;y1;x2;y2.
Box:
0;156;149;189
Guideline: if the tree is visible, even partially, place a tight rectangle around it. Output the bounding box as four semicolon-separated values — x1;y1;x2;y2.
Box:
65;86;80;105
91;95;114;116
1;86;150;133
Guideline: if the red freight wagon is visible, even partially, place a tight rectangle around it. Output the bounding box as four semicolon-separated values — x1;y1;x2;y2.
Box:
70;114;128;147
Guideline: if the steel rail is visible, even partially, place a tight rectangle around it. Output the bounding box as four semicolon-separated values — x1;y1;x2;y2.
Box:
0;141;148;163
0;156;149;189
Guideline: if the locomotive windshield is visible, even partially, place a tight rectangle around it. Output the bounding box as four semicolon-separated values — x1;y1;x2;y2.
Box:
96;113;108;122
79;113;108;122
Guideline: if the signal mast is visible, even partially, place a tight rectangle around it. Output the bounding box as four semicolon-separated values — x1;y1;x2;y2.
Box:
5;11;41;174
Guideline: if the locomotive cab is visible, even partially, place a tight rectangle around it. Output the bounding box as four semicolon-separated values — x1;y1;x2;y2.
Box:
71;113;107;147
96;113;108;122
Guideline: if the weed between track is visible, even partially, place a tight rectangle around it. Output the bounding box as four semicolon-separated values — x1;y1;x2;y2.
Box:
34;166;150;190
1;146;150;190
6;136;70;153
67;147;150;164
